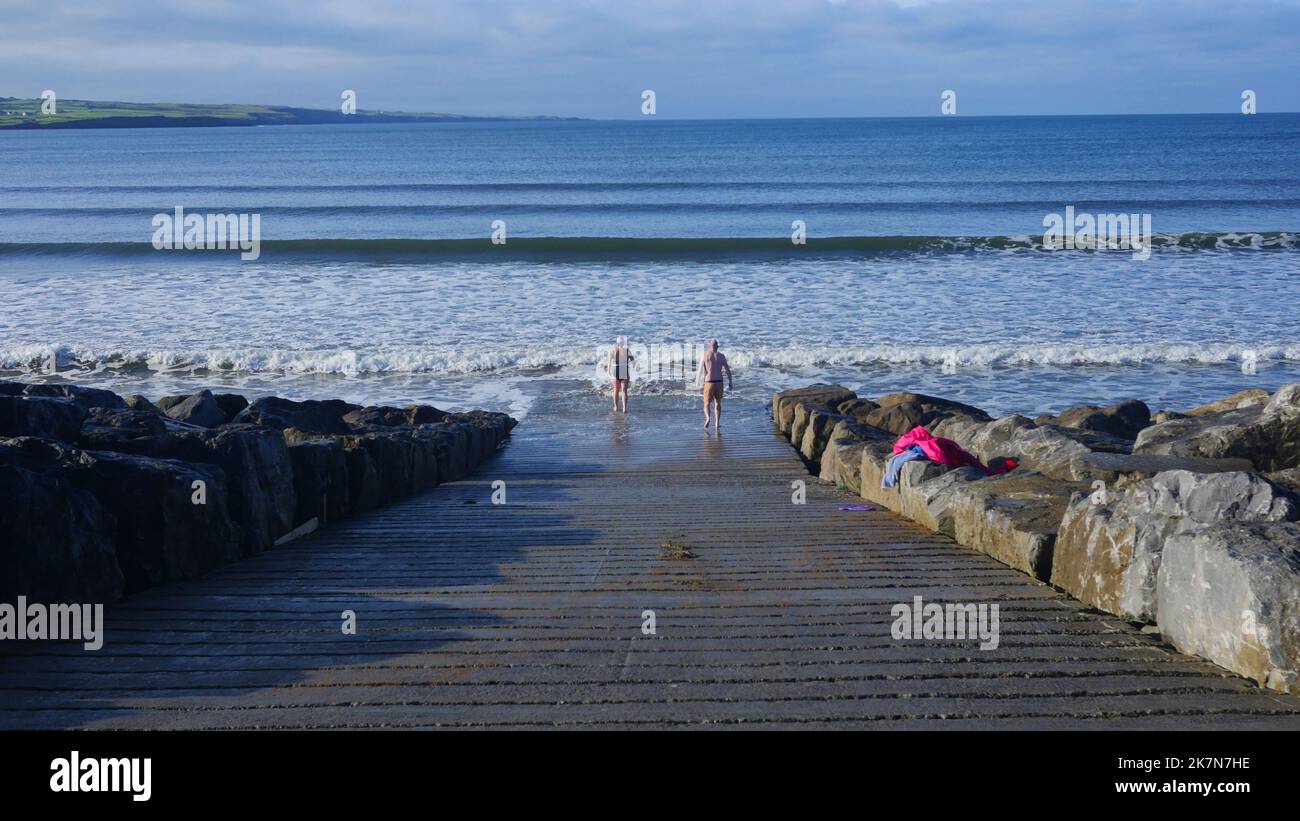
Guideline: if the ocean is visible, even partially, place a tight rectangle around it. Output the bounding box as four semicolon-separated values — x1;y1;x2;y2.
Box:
2;114;1298;418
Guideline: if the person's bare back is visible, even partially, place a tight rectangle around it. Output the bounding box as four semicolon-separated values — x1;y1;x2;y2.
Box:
696;339;733;429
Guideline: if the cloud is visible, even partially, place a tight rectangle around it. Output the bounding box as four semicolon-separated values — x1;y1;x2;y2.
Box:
2;0;1298;117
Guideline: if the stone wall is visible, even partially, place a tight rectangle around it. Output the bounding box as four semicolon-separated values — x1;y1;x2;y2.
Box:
1;382;516;605
773;382;1300;695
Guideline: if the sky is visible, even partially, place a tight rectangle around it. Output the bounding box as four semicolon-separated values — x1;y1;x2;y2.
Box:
2;0;1298;119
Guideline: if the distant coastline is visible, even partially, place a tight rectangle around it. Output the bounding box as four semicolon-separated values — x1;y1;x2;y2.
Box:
0;96;579;130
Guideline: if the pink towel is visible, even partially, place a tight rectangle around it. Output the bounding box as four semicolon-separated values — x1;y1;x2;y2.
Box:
892;425;992;472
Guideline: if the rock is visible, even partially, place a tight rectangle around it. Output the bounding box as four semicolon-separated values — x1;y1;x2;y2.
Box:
1186;388;1271;416
862;403;924;438
1072;451;1257;484
344;404;448;429
855;434;951;517
78;408;172;449
2;436;240;594
771;385;855;435
1134;383;1300;471
835;398;880;421
70;448;241;592
943;414;1096;481
1037;399;1150;440
411;423;471;483
284;427;436;509
443;411;515;466
213;393;249;421
162;389;226;427
124;394;162;414
154;394;187;413
79;422;296;555
0;438;123;603
175;425;297;555
287;429;384;515
287;440;351;525
864;392;991;436
818;421;889;495
1268;467;1300;496
798;407;850;463
232;396;360;435
907;467;986;534
18;383;127;411
942;472;1085;580
1051;470;1298;623
1157;522;1300;695
0;396;86;441
789;400;840;455
1132;404;1263;460
1151;410;1187;424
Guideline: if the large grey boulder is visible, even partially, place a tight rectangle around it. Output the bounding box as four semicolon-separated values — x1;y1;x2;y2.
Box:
0;438;123;603
77;407;180;449
942;472;1086;581
286;428;384;514
939;414;1093;481
162;389;226;428
1133;383;1300;471
283;420;500;509
15;382;127;411
233;396;361;435
818;420;889;495
124;394;162;414
1071;451;1256;484
213;393;249;421
771;385;855;435
77;420;296;556
907;466;985;534
68;447;241;591
287;439;351;525
1185;388;1270;416
863;392;991;437
1157;522;1300;695
0;395;86;441
836;397;880;421
443;411;516;465
856;437;952;517
798;406;851;464
1052;470;1298;623
2;436;240;595
344;404;448;428
1268;467;1300;496
1035;399;1150;440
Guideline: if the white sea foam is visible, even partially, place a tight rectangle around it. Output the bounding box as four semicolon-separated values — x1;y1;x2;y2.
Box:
5;341;1299;377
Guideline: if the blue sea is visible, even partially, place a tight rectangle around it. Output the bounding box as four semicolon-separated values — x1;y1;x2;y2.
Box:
1;114;1298;417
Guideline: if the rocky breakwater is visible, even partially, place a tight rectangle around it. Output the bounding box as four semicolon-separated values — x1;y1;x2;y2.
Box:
1;382;516;605
773;382;1300;695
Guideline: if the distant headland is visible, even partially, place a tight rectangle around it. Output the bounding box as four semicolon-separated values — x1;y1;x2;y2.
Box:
0;96;580;129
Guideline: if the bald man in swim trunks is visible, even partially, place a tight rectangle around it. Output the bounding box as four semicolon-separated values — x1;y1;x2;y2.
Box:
697;339;733;429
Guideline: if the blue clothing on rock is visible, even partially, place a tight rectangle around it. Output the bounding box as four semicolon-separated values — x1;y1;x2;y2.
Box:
882;445;926;489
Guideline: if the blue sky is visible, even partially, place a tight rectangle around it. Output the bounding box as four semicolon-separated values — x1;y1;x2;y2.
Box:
3;0;1298;118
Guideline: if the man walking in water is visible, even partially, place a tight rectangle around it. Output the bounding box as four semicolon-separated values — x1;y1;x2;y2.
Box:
607;336;633;413
696;339;733;429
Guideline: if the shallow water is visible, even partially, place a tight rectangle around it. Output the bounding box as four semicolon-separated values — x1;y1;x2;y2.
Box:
2;115;1297;417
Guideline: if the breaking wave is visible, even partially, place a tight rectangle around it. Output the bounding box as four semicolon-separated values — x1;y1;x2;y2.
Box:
5;341;1299;378
0;232;1298;261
